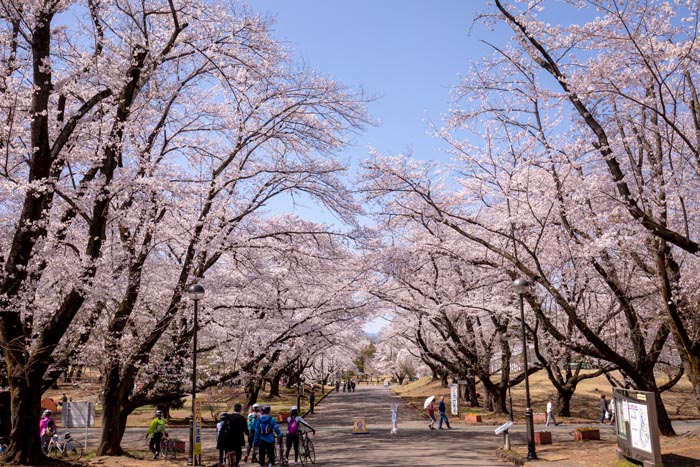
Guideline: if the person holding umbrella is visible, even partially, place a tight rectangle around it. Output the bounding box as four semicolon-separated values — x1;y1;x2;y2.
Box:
428;396;437;430
424;396;437;430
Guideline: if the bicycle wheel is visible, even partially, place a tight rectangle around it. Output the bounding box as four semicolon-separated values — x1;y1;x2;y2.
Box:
46;443;61;459
164;441;176;460
305;439;315;464
63;440;83;460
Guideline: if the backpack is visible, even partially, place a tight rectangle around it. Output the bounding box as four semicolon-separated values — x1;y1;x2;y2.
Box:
247;413;257;431
260;417;272;435
219;416;232;439
288;416;299;435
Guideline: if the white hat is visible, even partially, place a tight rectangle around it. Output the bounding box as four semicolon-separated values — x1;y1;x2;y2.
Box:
290;405;298;411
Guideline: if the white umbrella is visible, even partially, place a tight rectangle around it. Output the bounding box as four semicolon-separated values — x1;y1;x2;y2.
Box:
423;395;435;409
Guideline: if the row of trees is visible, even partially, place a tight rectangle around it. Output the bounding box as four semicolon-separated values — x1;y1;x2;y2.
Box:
361;0;700;437
0;0;373;463
3;0;700;464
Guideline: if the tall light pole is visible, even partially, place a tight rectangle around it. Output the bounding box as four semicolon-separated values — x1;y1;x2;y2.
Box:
513;278;537;460
187;283;205;466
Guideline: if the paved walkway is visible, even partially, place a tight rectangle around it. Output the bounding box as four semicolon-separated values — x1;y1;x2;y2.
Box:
303;384;505;466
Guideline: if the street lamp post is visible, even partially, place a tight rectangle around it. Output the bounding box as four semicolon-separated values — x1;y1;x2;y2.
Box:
512;278;537;460
187;284;205;466
296;359;302;411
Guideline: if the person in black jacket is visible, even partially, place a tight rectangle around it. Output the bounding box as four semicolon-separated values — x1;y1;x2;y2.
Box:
226;404;250;466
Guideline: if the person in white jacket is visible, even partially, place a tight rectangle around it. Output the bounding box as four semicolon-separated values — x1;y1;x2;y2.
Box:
545;397;560;427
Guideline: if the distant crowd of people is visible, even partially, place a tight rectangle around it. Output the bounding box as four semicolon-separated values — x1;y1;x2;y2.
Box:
334;379;356;393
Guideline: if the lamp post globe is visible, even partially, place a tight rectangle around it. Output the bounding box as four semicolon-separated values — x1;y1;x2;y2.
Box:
187;283;204;465
187;283;205;300
512;278;530;295
512;277;537;460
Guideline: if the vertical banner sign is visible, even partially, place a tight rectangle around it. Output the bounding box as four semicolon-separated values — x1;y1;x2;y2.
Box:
194;400;202;455
450;384;459;416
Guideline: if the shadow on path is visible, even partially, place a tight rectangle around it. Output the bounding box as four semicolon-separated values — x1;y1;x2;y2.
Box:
304;384;503;467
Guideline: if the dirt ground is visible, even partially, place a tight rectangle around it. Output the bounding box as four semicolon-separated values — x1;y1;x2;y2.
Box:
39;370;700;467
395;372;700;467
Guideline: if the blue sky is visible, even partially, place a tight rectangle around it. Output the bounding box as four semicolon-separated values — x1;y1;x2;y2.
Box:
252;0;489;163
250;1;492;333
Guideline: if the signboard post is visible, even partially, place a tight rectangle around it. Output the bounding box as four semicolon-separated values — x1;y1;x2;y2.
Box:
613;388;662;467
450;384;459;416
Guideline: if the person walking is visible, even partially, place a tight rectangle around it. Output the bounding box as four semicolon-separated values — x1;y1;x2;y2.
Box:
217;412;229;466
284;406;316;464
227;404;249;466
438;395;452;429
545;397;560;427
335;381;340;393
253;406;282;467
145;410;167;459
39;409;57;451
309;389;316;414
599;394;608;423
243;404;260;463
427;400;436;430
609;398;616;426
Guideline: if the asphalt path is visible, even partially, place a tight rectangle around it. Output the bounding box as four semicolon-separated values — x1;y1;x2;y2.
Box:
278;384;505;467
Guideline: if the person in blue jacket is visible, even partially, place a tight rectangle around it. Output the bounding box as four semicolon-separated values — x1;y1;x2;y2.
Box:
253;405;282;467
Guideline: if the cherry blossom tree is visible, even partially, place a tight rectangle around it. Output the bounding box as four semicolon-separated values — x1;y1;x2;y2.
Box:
487;0;700;414
0;0;369;462
360;147;681;434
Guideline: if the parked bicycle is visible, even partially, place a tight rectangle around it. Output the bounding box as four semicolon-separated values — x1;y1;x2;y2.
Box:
160;435;177;460
42;432;83;460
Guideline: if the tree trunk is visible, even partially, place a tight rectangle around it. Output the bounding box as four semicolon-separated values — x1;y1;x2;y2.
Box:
676;336;700;412
268;373;281;398
651;387;675;436
467;377;479;407
440;373;448;388
97;397;129;456
480;378;506;413
4;377;44;464
243;379;262;409
96;364;132;456
635;372;675;436
557;388;574;417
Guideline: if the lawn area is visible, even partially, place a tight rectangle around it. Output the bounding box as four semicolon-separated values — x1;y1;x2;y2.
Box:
44;370;321;429
393;370;699;425
393;372;700;467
